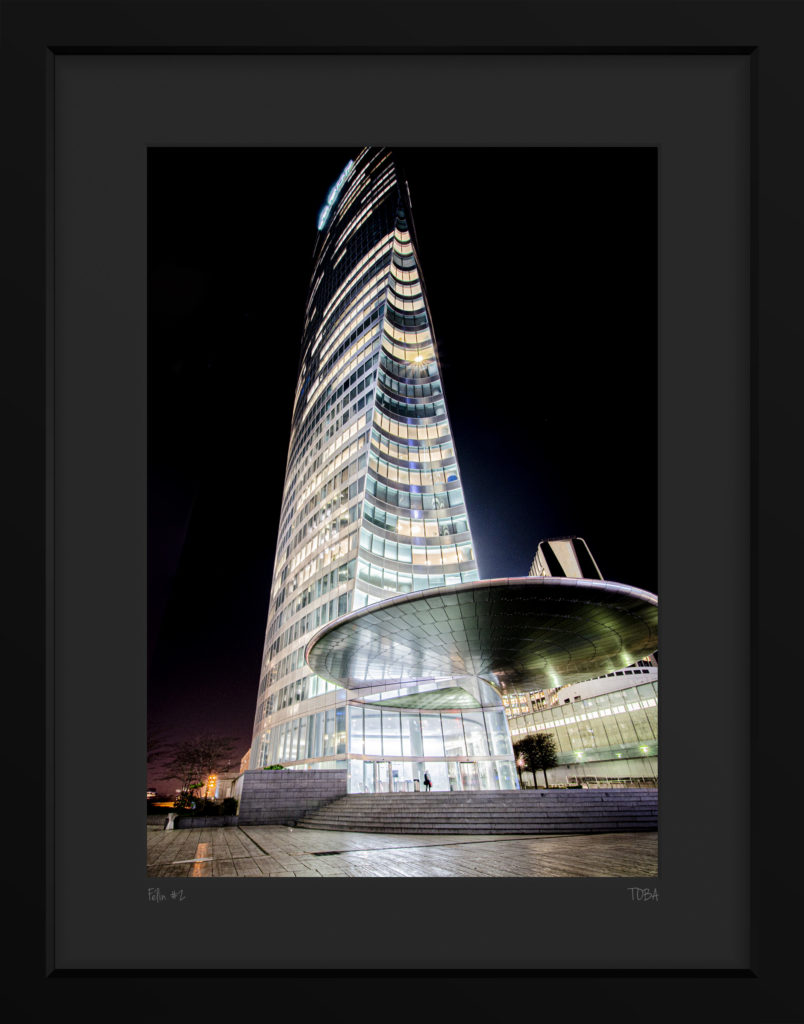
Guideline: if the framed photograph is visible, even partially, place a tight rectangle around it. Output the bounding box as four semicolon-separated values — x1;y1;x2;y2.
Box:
4;0;800;1015
146;144;659;874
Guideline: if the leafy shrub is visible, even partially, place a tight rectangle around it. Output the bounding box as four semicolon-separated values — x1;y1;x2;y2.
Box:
262;764;284;770
222;797;238;815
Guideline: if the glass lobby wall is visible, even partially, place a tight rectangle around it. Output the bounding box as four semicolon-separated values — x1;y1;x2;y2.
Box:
348;756;519;793
345;702;518;791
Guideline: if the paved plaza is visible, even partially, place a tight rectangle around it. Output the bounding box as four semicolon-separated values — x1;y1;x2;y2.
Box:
147;824;658;878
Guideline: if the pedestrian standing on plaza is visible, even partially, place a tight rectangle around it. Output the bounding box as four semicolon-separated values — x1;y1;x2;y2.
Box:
423;771;432;792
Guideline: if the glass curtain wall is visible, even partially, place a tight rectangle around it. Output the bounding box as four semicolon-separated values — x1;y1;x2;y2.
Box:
249;148;517;790
508;678;659;786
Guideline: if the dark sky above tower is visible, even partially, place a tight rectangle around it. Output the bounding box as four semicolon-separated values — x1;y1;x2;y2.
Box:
147;147;657;785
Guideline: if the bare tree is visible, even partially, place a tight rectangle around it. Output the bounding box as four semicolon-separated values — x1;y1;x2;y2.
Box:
162;734;238;806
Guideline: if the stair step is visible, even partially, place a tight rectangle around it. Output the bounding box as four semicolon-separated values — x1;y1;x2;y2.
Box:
292;789;657;834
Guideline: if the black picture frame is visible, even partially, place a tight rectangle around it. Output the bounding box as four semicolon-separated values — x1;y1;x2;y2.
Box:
4;1;801;1018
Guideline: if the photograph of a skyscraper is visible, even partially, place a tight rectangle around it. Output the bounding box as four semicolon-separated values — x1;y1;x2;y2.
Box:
147;147;658;876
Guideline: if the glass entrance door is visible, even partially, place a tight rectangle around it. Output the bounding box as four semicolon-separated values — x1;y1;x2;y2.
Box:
372;760;392;793
459;761;480;790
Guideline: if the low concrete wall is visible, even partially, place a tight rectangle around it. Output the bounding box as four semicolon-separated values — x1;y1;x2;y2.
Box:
237;768;348;826
175;815;239;829
146;814;240;829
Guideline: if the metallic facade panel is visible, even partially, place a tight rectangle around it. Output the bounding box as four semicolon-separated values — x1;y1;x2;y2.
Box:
307;576;658;694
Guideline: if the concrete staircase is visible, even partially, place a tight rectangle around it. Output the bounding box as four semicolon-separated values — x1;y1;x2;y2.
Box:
294;788;658;835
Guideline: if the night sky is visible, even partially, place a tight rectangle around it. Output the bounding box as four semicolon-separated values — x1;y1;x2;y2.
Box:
147;147;657;789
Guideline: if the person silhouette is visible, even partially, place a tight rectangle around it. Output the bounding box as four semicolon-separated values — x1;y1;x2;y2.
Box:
423;771;432;792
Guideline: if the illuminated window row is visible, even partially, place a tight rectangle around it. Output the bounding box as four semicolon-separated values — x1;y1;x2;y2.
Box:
388;280;422;299
381;339;435;365
380;353;436;382
359;528;473;565
382;321;431;346
265;556;357;649
368;453;458;488
366;475;465;511
290;526;360;593
389;266;420;285
295;418;369;508
348;706;510;759
285;497;359;569
290;362;375;481
259;705;347;767
276;467;367;576
377;370;442;401
330;178;396;254
311;242;391;350
289;344;378;469
310;292;385;387
274;469;357;583
266;595;349;683
282;499;360;578
271;555;358;635
373;412;450;442
288;512;359;576
378;360;437;388
306;265;387;374
290;444;365;528
511;687;658;751
528;712;658;753
363;501;469;537
386;290;424;315
306;306;383;410
331;159;394;227
265;566;354;665
318;407;372;469
372;432;454;465
261;668;347;724
355;560;478;597
278;437;368;562
315;243;392;352
375;390;445;420
329;165;371;226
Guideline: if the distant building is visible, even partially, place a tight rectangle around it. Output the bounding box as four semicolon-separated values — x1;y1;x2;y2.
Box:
211;773;241;800
529;536;603;580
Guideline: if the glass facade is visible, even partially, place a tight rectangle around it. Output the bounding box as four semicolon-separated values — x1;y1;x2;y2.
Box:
507;674;659;787
249;148;517;790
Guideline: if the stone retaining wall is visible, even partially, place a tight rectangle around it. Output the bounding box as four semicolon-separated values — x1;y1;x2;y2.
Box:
146;814;240;829
174;815;240;829
236;768;348;826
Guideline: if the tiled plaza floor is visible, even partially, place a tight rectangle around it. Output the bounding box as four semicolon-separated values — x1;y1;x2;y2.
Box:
146;824;658;878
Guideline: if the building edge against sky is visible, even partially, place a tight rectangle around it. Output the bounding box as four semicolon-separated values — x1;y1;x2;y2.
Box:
248;148;518;792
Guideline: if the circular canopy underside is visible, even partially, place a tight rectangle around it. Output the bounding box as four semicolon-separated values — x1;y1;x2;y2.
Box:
306;577;658;694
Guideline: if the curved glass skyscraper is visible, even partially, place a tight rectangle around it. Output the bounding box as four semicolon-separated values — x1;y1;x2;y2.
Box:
249;148;518;792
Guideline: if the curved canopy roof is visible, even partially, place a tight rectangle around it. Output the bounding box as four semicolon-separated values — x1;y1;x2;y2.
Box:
306;577;658;695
